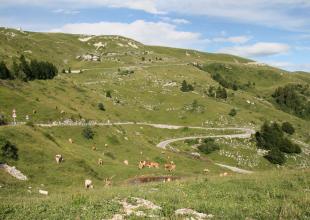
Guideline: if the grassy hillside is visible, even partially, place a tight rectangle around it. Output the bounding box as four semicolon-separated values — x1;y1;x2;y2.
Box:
0;28;309;219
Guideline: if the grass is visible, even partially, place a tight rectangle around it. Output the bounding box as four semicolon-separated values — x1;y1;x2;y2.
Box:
0;169;309;219
0;28;310;219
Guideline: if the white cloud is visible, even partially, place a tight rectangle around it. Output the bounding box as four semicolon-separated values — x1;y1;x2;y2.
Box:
49;20;205;48
52;9;80;15
212;36;251;44
160;17;190;24
2;0;310;30
218;42;290;57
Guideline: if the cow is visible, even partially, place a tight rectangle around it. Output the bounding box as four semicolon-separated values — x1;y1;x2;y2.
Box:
98;158;103;165
138;161;146;169
203;168;210;174
146;161;159;168
219;172;228;177
55;154;63;164
165;161;176;172
92;146;97;151
85;179;93;189
123;160;129;165
68;138;73;144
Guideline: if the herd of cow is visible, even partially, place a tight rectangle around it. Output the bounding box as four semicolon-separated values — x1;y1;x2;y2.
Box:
54;153;177;189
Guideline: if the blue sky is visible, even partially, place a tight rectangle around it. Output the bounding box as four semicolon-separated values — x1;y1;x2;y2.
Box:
0;0;309;72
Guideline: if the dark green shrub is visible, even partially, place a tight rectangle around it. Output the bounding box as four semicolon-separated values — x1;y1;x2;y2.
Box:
0;114;7;126
198;138;220;154
264;149;285;165
279;138;301;154
106;90;112;98
229;108;237;117
282;122;295;135
0;138;18;162
98;103;105;111
82;126;95;139
180;80;194;92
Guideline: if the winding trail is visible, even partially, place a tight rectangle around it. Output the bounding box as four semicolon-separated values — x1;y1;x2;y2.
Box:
9;121;256;174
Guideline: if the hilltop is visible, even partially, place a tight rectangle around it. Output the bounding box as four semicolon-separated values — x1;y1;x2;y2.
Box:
0;28;309;219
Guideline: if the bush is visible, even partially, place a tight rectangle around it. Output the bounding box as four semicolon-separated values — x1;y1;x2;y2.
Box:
198;138;220;154
279;138;301;154
82;126;95;139
98;103;105;111
0;114;7;126
282;122;295;135
255;122;301;165
264;149;286;165
0;138;18;162
229;108;237;117
106;90;112;98
180;80;194;92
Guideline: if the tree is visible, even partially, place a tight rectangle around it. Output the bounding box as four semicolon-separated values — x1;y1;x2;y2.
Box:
281;122;295;135
0;61;13;80
216;86;227;99
255;122;301;165
19;55;32;80
82;126;95;139
198;138;220;154
180;80;194;92
229;108;237;117
68;67;71;73
98;103;105;111
0;137;18;162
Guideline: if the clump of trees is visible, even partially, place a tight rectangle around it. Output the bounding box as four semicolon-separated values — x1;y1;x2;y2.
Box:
207;86;227;99
0;137;18;162
198;138;220;154
82;126;95;139
180;80;194;92
0;56;58;81
272;84;310;119
0;61;14;80
255;122;301;165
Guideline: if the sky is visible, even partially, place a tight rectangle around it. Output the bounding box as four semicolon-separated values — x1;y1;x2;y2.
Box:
0;0;309;72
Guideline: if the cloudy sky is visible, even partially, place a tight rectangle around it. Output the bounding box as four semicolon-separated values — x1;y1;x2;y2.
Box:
0;0;309;71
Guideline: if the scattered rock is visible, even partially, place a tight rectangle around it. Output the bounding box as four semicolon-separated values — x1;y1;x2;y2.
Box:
0;164;27;180
175;208;214;219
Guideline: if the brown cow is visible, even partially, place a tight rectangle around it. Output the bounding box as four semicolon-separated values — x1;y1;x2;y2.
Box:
164;161;176;172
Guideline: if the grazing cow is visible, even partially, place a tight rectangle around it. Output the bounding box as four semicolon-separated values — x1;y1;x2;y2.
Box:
92;146;97;151
138;161;146;169
55;154;63;164
220;172;228;177
146;162;159;168
104;144;108;147
60;110;65;114
85;179;93;189
165;161;176;172
104;175;115;187
98;158;103;165
68;138;73;144
203;168;210;173
123;160;129;165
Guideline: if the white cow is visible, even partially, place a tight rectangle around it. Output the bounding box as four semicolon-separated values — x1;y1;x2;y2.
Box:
85;179;93;189
55;154;63;164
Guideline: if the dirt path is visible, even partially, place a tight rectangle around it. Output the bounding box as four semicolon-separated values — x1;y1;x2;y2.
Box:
215;163;253;174
9;121;256;175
